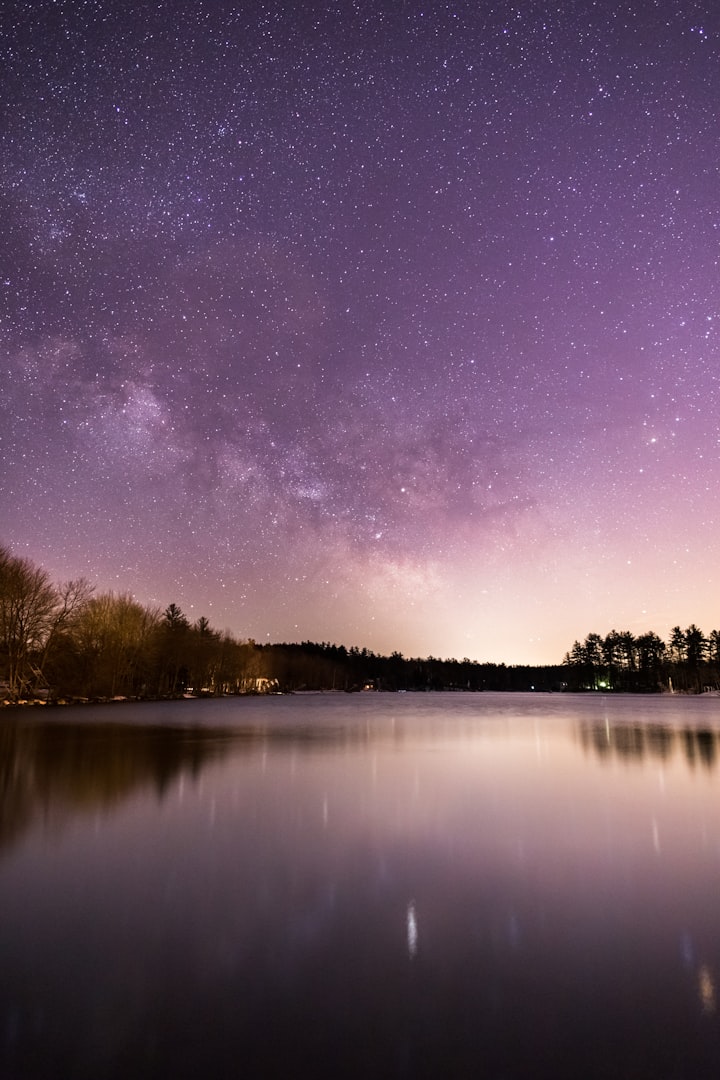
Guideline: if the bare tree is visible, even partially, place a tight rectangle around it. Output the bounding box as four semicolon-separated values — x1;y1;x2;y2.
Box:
0;546;58;697
38;577;94;681
72;592;160;697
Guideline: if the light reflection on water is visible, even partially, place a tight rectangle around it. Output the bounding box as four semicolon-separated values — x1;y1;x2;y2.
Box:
406;901;418;959
2;692;720;1078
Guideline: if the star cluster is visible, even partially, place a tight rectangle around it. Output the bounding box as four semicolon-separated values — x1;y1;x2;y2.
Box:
2;1;719;663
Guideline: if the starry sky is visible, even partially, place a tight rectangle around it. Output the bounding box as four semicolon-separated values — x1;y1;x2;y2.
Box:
2;0;719;664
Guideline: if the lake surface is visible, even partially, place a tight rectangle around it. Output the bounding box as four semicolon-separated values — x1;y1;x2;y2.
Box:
3;692;720;1078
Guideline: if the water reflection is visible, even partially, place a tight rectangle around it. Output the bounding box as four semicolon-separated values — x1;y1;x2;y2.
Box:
4;695;720;1078
406;901;418;959
578;720;720;769
0;703;401;856
699;964;717;1014
0;717;240;855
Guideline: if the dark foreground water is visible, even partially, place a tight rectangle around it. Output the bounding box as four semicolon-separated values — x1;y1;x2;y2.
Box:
3;692;720;1079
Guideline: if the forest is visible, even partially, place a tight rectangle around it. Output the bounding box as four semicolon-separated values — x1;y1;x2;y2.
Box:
562;626;720;694
0;544;718;702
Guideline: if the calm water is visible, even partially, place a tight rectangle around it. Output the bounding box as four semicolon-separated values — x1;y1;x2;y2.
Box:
3;692;720;1078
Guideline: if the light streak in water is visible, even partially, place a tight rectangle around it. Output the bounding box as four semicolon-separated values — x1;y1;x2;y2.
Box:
699;965;716;1014
407;901;418;959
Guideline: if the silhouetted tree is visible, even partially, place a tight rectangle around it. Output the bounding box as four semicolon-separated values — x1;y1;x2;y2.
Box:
71;592;160;698
155;603;192;694
635;632;665;688
685;624;707;668
0;546;92;697
669;626;686;664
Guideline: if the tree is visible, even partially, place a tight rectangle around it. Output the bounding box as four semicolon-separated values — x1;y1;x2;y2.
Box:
635;632;665;675
602;631;622;671
155;603;191;694
72;592;160;697
186;616;222;693
684;624;707;669
0;546;59;697
566;641;586;665
163;603;189;630
668;626;686;664
583;633;604;668
39;577;94;677
617;631;636;670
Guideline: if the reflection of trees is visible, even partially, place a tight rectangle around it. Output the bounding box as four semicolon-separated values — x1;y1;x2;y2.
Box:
684;729;717;770
579;723;675;763
0;722;38;850
578;723;720;770
0;719;239;857
0;712;402;858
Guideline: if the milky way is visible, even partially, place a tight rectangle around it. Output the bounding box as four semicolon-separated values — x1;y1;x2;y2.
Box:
2;1;719;663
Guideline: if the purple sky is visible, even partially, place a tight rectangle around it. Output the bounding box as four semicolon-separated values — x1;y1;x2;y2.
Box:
2;1;719;664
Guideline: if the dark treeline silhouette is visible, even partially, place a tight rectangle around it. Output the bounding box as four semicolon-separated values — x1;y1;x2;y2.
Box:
253;640;569;694
2;544;717;700
0;544;570;701
563;626;720;693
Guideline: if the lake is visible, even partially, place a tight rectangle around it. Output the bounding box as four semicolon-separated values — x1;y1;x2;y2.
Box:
2;692;720;1078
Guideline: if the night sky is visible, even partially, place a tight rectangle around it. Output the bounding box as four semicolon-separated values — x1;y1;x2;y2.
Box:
2;1;719;664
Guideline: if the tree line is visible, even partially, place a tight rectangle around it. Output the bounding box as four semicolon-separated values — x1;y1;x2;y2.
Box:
0;544;571;701
0;545;264;701
2;544;717;701
563;626;720;693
